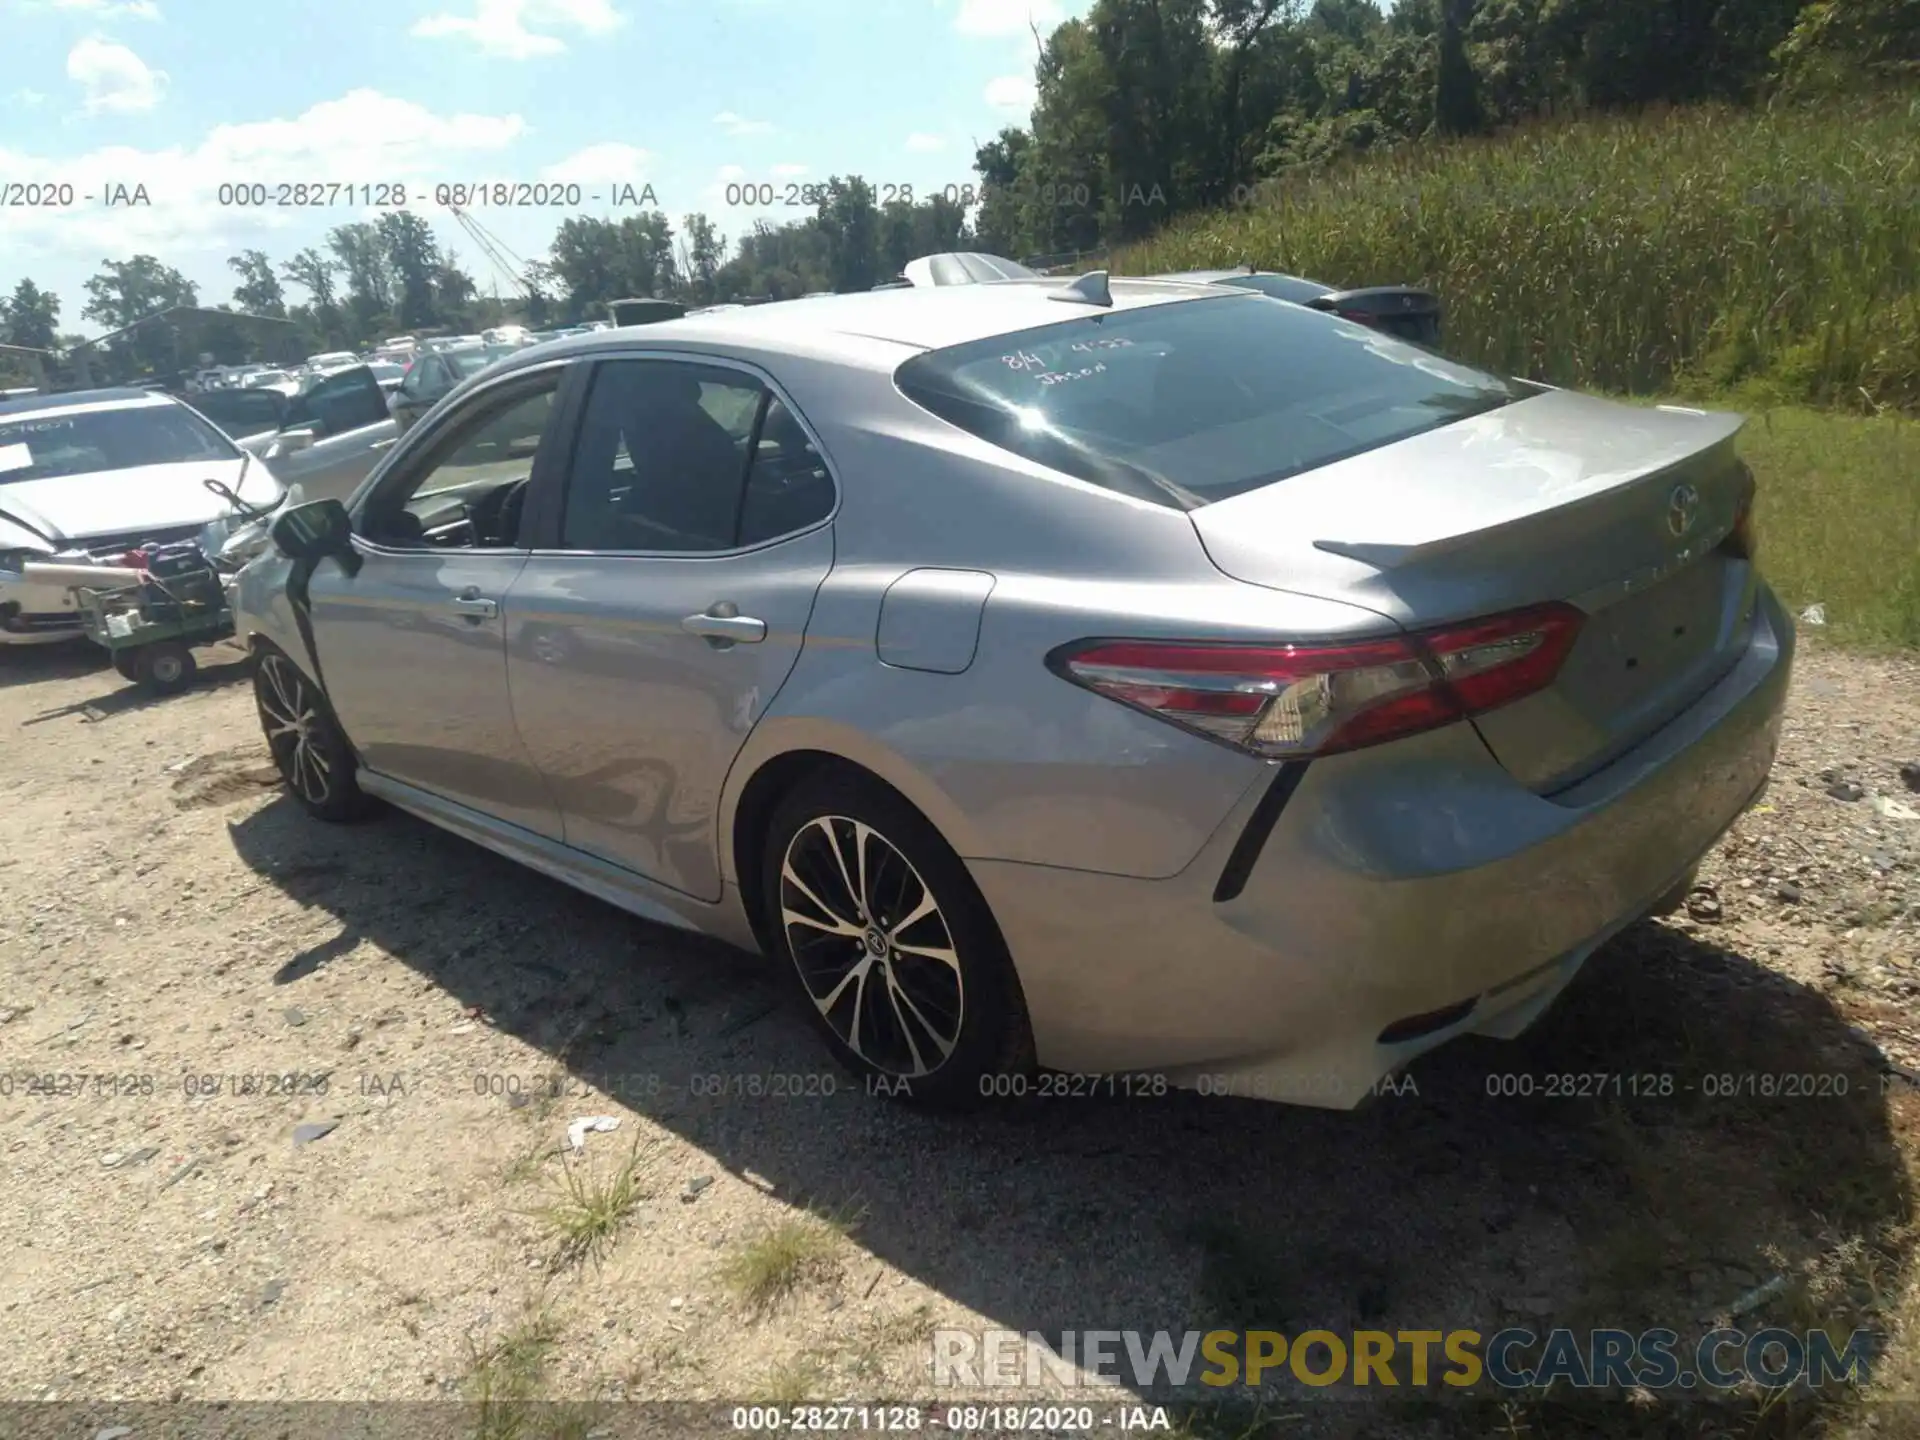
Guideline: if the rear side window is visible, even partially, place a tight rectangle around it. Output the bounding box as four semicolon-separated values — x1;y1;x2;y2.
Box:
894;293;1518;509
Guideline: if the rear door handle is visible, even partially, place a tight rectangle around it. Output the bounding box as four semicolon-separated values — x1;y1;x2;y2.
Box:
370;437;398;451
681;606;766;645
451;595;498;620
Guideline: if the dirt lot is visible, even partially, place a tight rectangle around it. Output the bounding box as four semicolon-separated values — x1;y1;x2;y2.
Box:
2;636;1917;1437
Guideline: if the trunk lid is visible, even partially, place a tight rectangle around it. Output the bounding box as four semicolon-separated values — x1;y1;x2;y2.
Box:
1188;389;1760;791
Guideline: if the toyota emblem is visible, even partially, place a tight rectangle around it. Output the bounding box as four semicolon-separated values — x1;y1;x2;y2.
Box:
1667;482;1701;538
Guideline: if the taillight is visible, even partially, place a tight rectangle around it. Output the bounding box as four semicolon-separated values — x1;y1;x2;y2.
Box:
1722;461;1758;561
1725;495;1758;561
1049;603;1584;758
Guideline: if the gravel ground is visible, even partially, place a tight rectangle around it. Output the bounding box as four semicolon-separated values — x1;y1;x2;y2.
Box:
1;636;1916;1435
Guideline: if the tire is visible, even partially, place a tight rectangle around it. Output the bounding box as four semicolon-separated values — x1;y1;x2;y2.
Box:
761;769;1034;1109
136;641;196;695
111;650;140;682
252;648;378;822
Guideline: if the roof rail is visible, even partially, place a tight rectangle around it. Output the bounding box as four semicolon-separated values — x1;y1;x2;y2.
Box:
1048;270;1112;307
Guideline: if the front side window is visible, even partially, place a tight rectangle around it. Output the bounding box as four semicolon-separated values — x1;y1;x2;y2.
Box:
894;293;1519;509
360;378;559;549
559;360;763;553
0;402;235;483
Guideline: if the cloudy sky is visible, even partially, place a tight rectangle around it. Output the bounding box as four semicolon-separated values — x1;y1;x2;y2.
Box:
0;0;1092;330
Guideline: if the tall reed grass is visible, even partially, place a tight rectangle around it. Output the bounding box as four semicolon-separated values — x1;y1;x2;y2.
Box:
1120;94;1920;413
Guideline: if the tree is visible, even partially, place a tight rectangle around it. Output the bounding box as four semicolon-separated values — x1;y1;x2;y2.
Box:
80;255;198;331
519;259;555;326
2;278;61;352
549;217;626;318
1775;0;1920;90
681;213;726;304
377;210;442;329
327;223;391;308
814;177;882;292
434;249;482;325
327;222;394;341
1211;0;1298;206
1433;0;1485;134
80;255;198;379
549;213;680;319
972;128;1033;255
227;249;286;316
281;248;339;312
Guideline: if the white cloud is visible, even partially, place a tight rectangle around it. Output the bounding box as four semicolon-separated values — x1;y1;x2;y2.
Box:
10;89;50;107
984;74;1036;112
954;0;1060;37
771;162;808;178
0;89;527;270
542;142;652;184
905;132;945;153
411;0;623;59
52;0;162;18
67;36;165;114
713;110;773;137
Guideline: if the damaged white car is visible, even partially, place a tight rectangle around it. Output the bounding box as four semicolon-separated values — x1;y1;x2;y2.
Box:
0;387;285;645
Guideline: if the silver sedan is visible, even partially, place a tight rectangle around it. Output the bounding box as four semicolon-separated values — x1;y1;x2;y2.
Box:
230;274;1793;1109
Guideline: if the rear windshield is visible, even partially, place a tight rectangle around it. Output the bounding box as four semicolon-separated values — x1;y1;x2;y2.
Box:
893;292;1520;509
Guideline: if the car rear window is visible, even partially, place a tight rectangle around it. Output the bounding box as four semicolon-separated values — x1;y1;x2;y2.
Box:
893;292;1520;509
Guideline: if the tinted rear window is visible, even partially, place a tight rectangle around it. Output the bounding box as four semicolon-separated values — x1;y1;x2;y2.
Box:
893;293;1519;509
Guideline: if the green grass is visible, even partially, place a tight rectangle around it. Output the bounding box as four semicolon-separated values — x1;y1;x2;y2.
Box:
465;1307;566;1440
1119;93;1920;414
525;1140;656;1272
1733;407;1920;649
720;1209;855;1316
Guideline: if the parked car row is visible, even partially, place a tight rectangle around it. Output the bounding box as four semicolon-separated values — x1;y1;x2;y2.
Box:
3;309;677;639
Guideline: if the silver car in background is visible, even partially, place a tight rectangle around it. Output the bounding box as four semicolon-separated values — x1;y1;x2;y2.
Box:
188;364;398;506
232;276;1791;1108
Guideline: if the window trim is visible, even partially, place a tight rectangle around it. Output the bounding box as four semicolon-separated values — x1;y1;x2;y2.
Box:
349;361;576;558
521;350;840;560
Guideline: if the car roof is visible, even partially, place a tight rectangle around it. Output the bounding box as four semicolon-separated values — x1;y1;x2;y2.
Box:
493;277;1245;376
0;387;170;420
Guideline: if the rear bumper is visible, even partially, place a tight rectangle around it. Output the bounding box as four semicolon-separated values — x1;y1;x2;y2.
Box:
972;583;1795;1107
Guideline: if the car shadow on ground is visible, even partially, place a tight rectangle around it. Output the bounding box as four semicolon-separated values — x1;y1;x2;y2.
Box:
225;793;1913;1431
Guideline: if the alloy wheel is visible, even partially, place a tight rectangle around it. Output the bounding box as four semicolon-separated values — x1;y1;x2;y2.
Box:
778;814;964;1078
257;654;334;806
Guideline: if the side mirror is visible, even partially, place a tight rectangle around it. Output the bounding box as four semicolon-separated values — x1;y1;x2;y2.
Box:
270;498;355;565
269;426;317;457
